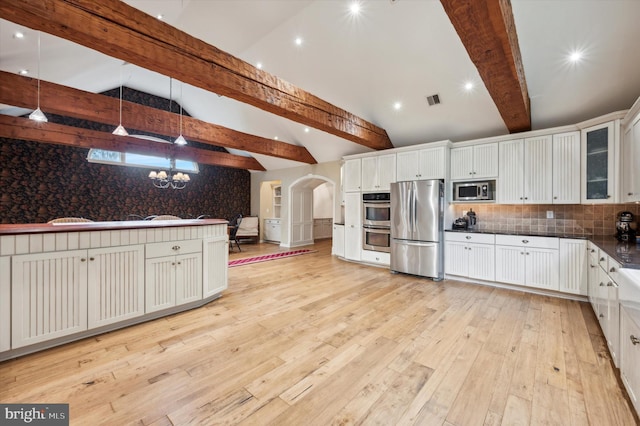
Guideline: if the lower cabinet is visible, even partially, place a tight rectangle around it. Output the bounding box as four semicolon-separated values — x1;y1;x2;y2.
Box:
495;235;559;291
313;218;333;239
0;257;10;352
361;250;390;266
558;239;587;295
11;250;89;349
264;219;281;242
145;240;203;314
332;224;345;257
87;245;145;328
444;232;495;281
344;193;361;261
203;236;228;298
620;305;640;415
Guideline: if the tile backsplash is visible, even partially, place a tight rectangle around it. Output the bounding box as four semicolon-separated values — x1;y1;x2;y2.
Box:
450;203;640;236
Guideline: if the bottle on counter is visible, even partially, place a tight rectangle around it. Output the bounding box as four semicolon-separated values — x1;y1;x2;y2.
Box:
466;209;477;230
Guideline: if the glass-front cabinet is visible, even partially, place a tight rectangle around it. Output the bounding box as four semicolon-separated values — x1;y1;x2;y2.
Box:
581;121;618;203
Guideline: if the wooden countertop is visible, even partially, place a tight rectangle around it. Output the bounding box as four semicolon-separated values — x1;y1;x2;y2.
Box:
0;219;228;236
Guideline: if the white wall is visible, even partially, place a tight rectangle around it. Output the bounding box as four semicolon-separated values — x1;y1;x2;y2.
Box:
313;182;333;218
251;160;341;246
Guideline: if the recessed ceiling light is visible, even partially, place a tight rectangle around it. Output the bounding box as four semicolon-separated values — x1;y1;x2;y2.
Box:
569;50;582;63
393;102;402;110
13;31;25;39
295;37;303;46
464;81;474;91
256;62;263;69
18;69;28;75
156;14;164;20
349;1;361;15
304;127;310;133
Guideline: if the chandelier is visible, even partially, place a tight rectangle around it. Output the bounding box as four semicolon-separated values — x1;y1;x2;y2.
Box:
148;169;190;189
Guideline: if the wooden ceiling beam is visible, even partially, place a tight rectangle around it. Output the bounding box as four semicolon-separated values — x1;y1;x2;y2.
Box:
440;0;531;133
0;71;316;165
0;0;393;151
0;115;266;171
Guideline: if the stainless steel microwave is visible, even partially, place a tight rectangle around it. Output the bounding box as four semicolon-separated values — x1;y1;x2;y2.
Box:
453;180;495;201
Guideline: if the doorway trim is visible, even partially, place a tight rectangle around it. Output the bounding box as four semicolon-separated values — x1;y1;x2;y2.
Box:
285;174;336;248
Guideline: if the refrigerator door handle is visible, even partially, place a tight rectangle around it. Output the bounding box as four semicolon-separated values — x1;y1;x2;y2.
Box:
412;183;417;233
393;240;438;248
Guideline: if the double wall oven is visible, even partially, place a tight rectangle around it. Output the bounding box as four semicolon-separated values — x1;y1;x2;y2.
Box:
362;192;391;252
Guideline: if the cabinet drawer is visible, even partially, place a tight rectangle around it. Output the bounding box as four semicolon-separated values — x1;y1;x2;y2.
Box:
361;250;390;265
146;239;202;258
495;235;559;249
445;232;495;244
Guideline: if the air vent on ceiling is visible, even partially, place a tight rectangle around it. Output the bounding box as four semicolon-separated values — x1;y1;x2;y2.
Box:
426;94;441;106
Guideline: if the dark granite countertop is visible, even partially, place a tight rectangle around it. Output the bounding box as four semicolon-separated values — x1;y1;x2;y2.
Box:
445;229;640;269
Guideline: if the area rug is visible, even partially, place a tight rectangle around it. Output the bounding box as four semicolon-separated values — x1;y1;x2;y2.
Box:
228;249;315;267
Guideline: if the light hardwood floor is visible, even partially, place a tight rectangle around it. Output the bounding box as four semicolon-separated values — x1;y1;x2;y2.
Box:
1;239;637;425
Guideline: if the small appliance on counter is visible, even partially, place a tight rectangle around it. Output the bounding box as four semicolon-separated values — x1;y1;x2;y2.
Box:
452;217;468;230
616;211;637;242
466;209;477;230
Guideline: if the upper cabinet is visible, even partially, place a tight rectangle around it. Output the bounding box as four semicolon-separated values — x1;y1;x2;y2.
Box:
498;136;553;204
581;120;619;203
552;131;581;204
343;158;362;192
397;146;446;181
450;143;498;181
361;153;396;192
622;110;640;203
272;184;282;218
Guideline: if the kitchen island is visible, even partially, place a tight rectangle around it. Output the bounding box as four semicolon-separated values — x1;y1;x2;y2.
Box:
0;219;229;360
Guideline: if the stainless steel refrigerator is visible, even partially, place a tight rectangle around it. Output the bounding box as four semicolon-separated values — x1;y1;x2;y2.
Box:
390;180;444;280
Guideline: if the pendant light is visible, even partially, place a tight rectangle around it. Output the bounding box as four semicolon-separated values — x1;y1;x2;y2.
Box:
112;62;129;136
29;31;48;123
174;81;187;146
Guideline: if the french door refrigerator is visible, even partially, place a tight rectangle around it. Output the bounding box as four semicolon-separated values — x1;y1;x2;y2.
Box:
390;179;444;280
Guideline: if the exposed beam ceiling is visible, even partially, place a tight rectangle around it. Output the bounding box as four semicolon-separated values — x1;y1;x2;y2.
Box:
0;115;266;171
0;71;317;165
440;0;531;133
0;0;394;151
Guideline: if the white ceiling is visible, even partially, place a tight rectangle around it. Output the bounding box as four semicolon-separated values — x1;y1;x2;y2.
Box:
1;0;639;171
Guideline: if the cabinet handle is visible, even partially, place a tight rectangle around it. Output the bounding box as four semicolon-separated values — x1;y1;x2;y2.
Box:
89;257;95;261
465;236;471;239
631;335;640;345
469;172;473;175
177;261;182;265
600;257;605;262
607;195;611;198
81;258;86;262
522;240;529;243
172;262;176;266
590;264;596;268
554;196;558;200
599;313;605;318
607;282;614;287
526;252;530;255
590;249;595;253
519;197;523;200
520;252;524;255
172;245;181;251
628;192;634;196
599;282;605;287
610;267;616;273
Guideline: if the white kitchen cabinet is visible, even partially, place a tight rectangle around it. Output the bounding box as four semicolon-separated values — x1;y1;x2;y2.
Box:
264;218;281;242
552;131;581;204
344;192;362;261
11;250;88;348
361;154;396;191
0;257;9;352
581;120;619;203
587;243;599;308
87;245;145;329
450;143;498;180
495;235;559;291
396;146;446;181
332;224;345;257
272;184;282;218
444;232;495;281
203;235;228;298
361;250;390;266
558;239;587;295
620;305;640;415
498;136;553;204
145;240;203;313
343;159;361;192
622;115;640;202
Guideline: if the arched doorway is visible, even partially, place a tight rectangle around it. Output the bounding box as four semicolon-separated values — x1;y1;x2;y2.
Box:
287;175;336;247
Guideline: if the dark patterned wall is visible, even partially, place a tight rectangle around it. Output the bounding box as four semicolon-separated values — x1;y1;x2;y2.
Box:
0;87;251;224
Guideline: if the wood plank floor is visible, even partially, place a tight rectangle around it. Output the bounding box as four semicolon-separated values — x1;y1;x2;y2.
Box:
1;239;637;425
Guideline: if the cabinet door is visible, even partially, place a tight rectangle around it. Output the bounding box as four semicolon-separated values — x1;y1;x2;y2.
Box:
203;236;228;298
445;241;469;277
175;252;203;305
620;306;640;410
376;154;396;190
12;250;88;348
396;151;420;181
558;239;587;295
495;245;526;285
343;159;361;192
473;143;499;179
607;281;620;367
87;245;145;328
524;135;553;204
450;146;474;180
622;118;640;202
418;147;446;180
332;224;345;257
582;121;617;203
344;193;362;261
498;139;525;204
361;157;379;191
468;242;495;281
525;247;559;290
553;131;581;204
1;257;9;352
145;256;177;313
